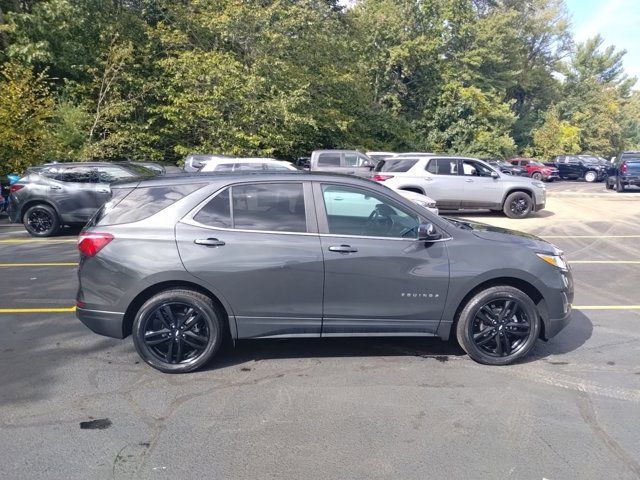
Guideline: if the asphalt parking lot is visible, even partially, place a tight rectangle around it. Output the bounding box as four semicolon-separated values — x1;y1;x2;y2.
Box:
1;181;639;480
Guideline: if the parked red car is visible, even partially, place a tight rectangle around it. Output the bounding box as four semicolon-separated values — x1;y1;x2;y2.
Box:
510;158;559;182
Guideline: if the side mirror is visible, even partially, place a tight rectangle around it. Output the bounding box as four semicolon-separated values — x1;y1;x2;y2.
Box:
418;223;442;241
491;171;500;179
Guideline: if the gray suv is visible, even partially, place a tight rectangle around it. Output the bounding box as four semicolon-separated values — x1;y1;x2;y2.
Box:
8;162;156;236
76;172;573;373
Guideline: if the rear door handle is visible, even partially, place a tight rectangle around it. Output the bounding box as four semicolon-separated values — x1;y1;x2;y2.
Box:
465;179;473;182
328;245;358;253
194;238;226;247
97;189;110;193
50;185;62;190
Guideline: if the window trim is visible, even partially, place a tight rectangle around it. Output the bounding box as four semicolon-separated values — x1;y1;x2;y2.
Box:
182;180;318;235
425;158;461;176
312;181;427;241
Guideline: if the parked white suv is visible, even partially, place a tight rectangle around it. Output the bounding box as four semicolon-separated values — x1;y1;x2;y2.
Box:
199;158;297;173
373;156;546;218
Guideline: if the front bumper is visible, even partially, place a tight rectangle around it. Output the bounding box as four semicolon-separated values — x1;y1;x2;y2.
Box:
543;307;572;339
543;173;559;181
76;306;126;339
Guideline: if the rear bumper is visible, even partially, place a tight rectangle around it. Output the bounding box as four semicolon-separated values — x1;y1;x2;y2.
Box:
76;306;125;339
620;175;640;186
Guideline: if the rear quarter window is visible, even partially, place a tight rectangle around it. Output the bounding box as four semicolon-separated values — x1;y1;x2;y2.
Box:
376;159;418;172
97;183;205;225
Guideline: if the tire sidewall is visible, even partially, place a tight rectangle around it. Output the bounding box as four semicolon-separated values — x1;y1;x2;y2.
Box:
584;171;597;183
23;204;60;237
132;290;223;373
456;286;541;366
532;172;542;180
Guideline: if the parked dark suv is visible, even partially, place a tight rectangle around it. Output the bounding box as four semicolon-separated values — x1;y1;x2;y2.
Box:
606;151;640;191
8;162;157;236
76;172;573;373
548;155;607;182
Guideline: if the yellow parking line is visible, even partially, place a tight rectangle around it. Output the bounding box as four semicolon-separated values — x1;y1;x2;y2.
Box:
570;260;640;264
543;235;640;239
574;305;640;310
0;306;76;313
0;262;78;267
0;238;77;244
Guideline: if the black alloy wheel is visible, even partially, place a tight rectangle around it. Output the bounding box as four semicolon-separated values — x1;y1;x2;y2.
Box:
471;299;530;357
503;191;532;219
133;289;223;373
142;302;210;364
23;204;60;237
456;285;540;365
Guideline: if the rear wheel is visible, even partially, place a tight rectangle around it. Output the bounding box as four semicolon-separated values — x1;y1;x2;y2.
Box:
531;172;542;181
605;178;614;190
132;289;224;373
456;286;540;365
23;204;60;237
616;178;626;192
503;191;532;219
584;170;597;183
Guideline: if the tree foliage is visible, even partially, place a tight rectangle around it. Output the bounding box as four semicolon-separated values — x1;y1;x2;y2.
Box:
0;0;638;175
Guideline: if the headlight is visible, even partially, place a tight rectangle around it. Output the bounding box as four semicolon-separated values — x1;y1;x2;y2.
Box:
537;253;568;269
413;199;437;208
532;181;545;188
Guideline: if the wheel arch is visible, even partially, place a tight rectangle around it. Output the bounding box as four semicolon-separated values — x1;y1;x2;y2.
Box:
440;276;547;341
398;186;426;195
121;280;237;342
19;199;61;221
502;188;534;207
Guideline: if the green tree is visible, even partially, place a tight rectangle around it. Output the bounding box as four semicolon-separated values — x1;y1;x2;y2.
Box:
532;108;580;158
0;61;55;175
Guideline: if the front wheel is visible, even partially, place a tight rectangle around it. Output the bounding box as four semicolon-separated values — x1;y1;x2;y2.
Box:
503;191;532;219
616;178;626;192
132;289;224;373
531;172;542;181
584;171;597;183
456;286;540;365
23;204;60;237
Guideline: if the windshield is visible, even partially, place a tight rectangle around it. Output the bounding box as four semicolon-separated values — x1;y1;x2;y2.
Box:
530;161;544;167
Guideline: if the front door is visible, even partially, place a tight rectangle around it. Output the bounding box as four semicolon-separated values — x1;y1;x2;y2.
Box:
50;165;102;223
460;159;503;208
176;181;324;339
314;182;450;336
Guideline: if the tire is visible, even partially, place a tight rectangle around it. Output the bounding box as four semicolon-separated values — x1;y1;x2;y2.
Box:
605;178;614;190
616;178;625;192
23;204;60;237
584;170;597;183
456;286;541;365
503;191;532;219
132;289;224;373
531;172;542;181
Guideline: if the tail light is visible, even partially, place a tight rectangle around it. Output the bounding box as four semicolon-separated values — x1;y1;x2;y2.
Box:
9;184;24;194
621;162;628;174
78;232;114;257
373;174;394;182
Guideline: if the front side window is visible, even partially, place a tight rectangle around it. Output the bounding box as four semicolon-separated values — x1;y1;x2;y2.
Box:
345;153;369;167
194;183;306;233
317;153;341;167
462;160;494;177
426;158;458;175
321;184;419;238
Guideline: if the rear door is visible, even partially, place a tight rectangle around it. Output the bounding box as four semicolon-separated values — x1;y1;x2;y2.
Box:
176;181;324;339
314;182;449;336
50;166;102;223
423;158;465;209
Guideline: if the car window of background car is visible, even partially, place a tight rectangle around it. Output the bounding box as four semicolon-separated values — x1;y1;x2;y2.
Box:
321;184;419;238
98;184;205;225
233;163;264;172
426;158;458;175
377;159;418;172
317;153;341;167
97;166;138;183
462;160;493;176
55;166;98;183
213;163;234;172
344;153;370;167
232;183;306;232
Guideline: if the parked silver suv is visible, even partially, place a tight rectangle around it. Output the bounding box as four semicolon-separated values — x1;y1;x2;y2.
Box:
373;155;546;218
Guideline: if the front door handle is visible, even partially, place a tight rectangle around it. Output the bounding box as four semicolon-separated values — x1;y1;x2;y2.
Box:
328;245;358;253
50;185;62;190
194;238;226;247
465;178;474;182
97;189;110;194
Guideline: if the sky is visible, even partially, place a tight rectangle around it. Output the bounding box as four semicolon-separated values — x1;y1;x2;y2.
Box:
565;0;640;83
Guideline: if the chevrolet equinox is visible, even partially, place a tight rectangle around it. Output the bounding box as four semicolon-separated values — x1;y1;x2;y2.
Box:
76;172;573;372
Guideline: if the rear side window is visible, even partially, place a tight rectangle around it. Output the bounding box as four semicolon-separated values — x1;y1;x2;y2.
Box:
194;183;306;233
317;153;341;167
426;158;458;175
97;183;205;225
376;159;418;172
55;166;98;183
